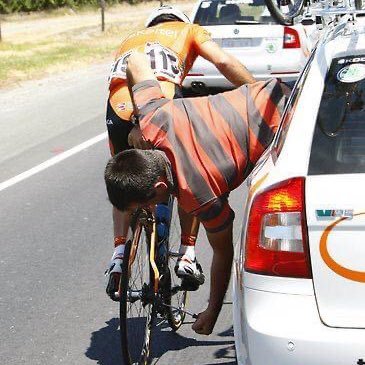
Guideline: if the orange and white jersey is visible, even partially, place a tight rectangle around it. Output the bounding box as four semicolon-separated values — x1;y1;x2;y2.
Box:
108;21;211;121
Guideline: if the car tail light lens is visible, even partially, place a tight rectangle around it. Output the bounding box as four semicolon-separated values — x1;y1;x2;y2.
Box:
283;26;301;48
244;177;311;278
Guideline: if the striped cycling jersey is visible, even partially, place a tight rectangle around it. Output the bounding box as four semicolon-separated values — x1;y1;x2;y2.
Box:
132;79;290;232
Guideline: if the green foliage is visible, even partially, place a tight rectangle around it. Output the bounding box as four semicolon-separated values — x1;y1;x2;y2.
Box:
0;0;141;14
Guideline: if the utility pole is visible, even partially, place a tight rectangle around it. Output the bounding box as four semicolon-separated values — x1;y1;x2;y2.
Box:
100;0;105;32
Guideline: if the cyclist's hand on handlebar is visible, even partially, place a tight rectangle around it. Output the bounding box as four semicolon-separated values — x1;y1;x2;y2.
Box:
192;308;219;335
128;126;152;150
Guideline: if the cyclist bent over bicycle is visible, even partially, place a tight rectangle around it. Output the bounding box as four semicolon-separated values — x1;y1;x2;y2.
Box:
105;5;256;300
105;52;291;335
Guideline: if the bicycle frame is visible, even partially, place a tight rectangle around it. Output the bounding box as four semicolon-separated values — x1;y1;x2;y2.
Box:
128;209;160;294
149;218;160;293
128;197;182;296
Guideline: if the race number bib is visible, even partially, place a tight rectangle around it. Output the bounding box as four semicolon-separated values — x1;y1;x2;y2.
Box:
145;42;182;83
108;42;182;84
108;50;132;83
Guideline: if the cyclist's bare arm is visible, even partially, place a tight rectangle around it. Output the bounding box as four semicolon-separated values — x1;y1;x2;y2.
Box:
126;52;156;149
126;52;156;88
192;223;234;335
198;40;256;86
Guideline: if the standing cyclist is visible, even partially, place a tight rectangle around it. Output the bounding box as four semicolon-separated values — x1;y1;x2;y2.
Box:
105;5;256;300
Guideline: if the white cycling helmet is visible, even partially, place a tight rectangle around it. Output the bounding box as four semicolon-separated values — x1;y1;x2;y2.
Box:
145;5;191;27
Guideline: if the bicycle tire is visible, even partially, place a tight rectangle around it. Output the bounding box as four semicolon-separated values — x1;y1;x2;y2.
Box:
120;213;155;365
265;0;306;25
355;0;363;10
164;199;188;331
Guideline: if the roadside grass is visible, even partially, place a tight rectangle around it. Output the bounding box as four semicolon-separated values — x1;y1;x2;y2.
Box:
2;5;98;20
0;26;134;84
0;1;194;87
0;40;111;82
0;22;144;85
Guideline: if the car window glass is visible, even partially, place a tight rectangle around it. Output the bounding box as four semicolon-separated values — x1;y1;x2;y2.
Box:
193;0;276;25
273;50;315;157
309;55;365;175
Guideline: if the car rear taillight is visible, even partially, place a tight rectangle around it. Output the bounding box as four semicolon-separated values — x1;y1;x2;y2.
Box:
244;177;311;278
283;26;301;49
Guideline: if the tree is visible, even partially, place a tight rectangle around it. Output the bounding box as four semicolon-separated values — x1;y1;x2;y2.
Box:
100;0;105;32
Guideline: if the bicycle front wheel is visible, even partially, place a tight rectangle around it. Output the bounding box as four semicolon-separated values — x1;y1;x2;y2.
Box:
265;0;306;25
120;215;155;365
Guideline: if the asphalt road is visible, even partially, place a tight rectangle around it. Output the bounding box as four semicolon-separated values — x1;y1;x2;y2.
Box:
0;63;247;365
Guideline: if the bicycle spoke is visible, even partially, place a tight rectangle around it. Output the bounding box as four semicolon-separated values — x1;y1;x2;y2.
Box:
163;199;188;331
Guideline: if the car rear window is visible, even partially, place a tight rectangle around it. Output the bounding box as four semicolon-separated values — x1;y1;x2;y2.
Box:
193;0;276;25
308;55;365;175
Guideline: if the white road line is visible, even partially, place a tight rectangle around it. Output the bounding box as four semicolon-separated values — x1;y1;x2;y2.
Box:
0;132;107;192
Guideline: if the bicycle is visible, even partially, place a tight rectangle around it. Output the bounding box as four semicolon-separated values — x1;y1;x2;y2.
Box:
265;0;365;25
118;196;195;365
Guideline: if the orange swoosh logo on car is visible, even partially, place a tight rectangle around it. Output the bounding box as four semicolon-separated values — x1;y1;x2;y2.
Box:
320;212;365;282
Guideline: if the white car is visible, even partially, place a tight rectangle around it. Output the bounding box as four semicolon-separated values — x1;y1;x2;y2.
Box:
232;13;365;365
183;0;317;94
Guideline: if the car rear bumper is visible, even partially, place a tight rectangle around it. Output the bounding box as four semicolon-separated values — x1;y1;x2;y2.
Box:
233;276;365;365
182;75;234;91
182;50;305;93
182;72;300;93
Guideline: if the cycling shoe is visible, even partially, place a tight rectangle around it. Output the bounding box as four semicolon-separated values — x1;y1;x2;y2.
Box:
105;256;123;301
175;255;205;291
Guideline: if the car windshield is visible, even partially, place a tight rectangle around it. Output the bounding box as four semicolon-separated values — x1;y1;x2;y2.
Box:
193;0;276;25
309;55;365;175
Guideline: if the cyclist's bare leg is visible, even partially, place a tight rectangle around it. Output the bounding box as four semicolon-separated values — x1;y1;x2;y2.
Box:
106;207;131;300
175;208;205;289
113;206;130;239
178;207;200;259
112;207;131;259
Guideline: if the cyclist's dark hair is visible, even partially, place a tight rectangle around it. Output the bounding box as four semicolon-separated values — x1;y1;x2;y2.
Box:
148;14;182;27
104;149;166;211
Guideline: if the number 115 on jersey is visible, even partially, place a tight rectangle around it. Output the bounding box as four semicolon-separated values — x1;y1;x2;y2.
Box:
108;42;183;85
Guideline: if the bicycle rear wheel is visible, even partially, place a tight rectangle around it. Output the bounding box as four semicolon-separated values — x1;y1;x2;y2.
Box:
355;0;363;10
265;0;306;25
120;213;155;365
164;198;188;331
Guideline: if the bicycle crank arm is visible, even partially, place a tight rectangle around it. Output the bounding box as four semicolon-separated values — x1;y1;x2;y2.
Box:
162;303;198;319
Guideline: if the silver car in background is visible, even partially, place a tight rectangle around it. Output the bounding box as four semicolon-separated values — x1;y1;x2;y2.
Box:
183;0;317;94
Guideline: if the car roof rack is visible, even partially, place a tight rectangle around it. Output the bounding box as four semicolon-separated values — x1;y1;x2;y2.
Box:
293;0;365;28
